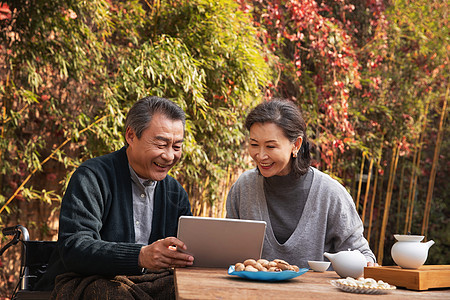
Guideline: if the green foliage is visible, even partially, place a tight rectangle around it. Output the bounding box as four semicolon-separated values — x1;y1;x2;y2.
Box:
0;0;271;225
147;0;271;200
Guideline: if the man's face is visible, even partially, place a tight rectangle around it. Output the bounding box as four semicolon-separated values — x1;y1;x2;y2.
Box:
126;112;184;181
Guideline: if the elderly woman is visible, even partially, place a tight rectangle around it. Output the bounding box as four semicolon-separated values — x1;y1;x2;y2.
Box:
226;99;376;268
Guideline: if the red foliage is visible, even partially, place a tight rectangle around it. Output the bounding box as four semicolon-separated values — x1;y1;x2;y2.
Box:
237;0;393;167
0;2;11;20
239;2;381;125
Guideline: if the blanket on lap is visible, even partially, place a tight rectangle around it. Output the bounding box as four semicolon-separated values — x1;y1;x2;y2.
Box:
51;269;175;300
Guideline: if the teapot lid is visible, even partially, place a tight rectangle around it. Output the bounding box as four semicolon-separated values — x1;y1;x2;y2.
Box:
394;234;424;242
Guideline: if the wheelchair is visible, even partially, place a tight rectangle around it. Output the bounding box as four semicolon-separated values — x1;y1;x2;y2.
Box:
1;225;55;300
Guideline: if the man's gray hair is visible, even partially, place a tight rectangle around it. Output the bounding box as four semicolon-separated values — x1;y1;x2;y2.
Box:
124;96;186;144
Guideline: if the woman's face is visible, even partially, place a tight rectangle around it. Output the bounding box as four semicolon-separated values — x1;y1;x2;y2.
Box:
248;122;301;177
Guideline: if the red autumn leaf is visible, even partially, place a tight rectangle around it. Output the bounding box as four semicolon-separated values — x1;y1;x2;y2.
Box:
0;2;11;20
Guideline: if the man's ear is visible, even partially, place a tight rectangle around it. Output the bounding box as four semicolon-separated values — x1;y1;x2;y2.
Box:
125;127;135;145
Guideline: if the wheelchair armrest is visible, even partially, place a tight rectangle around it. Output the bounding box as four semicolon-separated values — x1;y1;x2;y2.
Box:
3;226;21;236
1;225;30;256
2;225;30;241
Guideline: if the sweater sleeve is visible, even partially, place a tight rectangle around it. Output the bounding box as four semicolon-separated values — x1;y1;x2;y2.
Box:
58;166;143;276
325;180;376;263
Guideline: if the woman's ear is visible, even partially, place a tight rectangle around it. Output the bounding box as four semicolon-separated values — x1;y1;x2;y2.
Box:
294;136;303;152
292;136;303;157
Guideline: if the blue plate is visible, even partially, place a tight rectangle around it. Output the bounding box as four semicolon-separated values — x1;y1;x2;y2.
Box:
228;265;309;282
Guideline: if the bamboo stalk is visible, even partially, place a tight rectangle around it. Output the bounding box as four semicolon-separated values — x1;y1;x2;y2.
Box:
395;164;406;233
377;147;396;262
407;150;422;233
0;107;5;190
361;157;374;224
374;191;383;257
356;152;366;210
367;162;379;242
221;166;232;218
200;176;210;217
211;203;216;218
194;199;201;216
421;91;448;236
351;153;357;199
404;148;418;233
1;106;5;145
201;201;207;217
404;99;430;233
373;168;385;257
377;143;400;263
367;142;383;243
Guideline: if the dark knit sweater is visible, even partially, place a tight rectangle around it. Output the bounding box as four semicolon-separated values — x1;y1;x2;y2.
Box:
36;146;191;290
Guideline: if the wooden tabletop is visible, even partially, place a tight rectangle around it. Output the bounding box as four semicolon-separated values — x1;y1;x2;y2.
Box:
174;267;450;299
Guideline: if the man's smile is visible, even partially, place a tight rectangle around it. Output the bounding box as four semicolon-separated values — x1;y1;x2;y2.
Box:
155;162;170;168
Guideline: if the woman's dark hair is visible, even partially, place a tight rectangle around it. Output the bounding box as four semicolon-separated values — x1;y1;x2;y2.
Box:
124;96;186;145
245;98;311;176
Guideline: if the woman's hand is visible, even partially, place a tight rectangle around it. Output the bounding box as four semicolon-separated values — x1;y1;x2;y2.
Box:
367;261;379;267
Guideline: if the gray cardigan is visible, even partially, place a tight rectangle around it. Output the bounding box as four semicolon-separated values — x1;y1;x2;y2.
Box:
226;167;375;268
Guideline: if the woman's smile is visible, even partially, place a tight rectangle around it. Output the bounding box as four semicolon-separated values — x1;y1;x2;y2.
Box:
259;162;274;169
249;122;296;177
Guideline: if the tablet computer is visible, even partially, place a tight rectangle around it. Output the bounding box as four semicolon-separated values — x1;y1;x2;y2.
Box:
177;216;266;268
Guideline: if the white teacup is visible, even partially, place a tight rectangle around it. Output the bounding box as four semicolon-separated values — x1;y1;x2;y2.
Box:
308;260;331;272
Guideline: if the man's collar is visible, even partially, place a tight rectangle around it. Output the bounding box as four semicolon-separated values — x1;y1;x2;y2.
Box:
128;165;156;188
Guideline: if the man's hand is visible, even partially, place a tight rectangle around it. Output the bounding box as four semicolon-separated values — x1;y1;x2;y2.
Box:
138;237;194;270
367;261;379;267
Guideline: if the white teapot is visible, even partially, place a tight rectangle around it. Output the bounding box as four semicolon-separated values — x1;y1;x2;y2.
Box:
391;234;434;269
323;249;367;278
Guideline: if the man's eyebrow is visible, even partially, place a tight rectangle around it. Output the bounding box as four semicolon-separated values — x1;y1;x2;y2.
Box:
156;136;184;143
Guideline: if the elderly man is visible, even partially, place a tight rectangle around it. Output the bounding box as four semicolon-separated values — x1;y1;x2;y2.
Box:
37;96;194;299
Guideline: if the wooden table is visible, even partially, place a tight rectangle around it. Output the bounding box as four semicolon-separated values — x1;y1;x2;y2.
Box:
175;268;450;299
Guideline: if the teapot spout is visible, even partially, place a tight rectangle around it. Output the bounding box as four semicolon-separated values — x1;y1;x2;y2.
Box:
425;240;435;249
323;252;335;261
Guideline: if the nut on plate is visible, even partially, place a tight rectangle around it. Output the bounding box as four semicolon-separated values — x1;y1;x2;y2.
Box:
235;263;245;272
336;277;396;290
244;265;259;272
235;258;300;273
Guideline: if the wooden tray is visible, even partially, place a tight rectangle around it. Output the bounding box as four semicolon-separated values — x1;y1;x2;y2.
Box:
364;265;450;291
